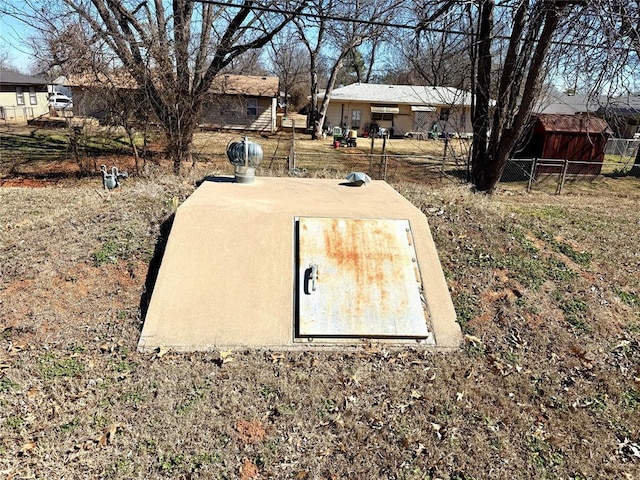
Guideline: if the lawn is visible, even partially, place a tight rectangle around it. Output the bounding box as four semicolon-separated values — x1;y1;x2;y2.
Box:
0;124;468;184
1;126;640;478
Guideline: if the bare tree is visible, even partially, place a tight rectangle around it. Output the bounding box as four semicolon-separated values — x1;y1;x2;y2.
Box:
469;0;588;192
0;48;13;69
401;1;469;87
223;49;270;76
335;48;366;85
5;0;305;174
591;0;640;168
296;0;402;139
267;28;310;115
28;23;106;77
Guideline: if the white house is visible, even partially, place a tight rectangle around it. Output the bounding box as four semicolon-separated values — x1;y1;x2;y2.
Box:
317;83;474;138
0;70;50;123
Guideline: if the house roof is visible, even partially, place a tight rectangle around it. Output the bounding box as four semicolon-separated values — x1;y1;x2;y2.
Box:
318;83;473;106
0;69;49;86
535;92;640;118
67;72;279;97
599;95;640;118
535;114;612;134
67;71;138;89
209;75;279;97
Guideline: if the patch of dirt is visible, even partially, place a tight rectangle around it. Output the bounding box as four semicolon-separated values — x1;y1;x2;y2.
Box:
0;178;60;187
239;458;260;479
236;420;267;445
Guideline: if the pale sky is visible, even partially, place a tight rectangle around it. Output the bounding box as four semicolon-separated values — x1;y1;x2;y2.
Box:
0;12;37;72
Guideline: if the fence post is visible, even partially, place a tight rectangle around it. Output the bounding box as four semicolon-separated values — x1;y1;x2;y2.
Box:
441;136;449;173
382;135;388;180
527;158;537;193
557;159;568;195
288;119;297;172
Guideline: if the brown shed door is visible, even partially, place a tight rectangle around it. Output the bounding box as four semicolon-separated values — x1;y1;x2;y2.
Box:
296;217;430;339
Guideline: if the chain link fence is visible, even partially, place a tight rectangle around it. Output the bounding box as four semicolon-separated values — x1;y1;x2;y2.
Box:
195;134;638;194
253;152;638;195
4;122;637;192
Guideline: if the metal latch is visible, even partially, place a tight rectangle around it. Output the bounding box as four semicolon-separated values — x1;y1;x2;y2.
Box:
304;263;318;294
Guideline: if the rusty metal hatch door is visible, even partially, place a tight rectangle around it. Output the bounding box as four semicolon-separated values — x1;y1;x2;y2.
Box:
296;217;430;339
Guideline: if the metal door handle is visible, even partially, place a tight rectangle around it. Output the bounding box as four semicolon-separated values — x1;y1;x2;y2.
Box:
309;264;318;291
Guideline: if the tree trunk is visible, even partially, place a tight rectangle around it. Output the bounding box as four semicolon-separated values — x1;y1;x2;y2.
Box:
308;54;320;140
314;57;345;140
471;0;494;191
472;0;566;192
165;117;196;175
124;124;143;174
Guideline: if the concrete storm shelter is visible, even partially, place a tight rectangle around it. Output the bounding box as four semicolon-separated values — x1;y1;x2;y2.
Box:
138;177;461;351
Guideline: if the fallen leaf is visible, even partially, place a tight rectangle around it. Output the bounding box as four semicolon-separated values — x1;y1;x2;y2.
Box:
295;471;309;479
26;387;39;398
155;346;169;358
618;438;640;460
363;342;379;354
270;352;285;363
613;341;631;351
98;422;124;447
464;334;482;345
20;442;37;454
220;350;234;364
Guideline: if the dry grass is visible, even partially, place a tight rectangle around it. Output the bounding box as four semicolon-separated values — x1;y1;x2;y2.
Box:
1;124;467;184
1;127;640;479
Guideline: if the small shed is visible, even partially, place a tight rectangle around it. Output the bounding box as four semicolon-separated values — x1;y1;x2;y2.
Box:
519;114;612;175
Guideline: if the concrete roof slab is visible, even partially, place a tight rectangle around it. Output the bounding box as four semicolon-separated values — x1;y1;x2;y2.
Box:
138;177;461;351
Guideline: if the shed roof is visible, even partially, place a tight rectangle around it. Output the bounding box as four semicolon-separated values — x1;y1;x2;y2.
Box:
0;69;49;86
318;83;473;107
535;114;612;134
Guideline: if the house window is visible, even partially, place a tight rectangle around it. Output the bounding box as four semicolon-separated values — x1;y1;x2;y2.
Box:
29;87;37;105
16;87;25;105
372;112;394;122
246;98;258;116
351;110;361;129
439;108;450;121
